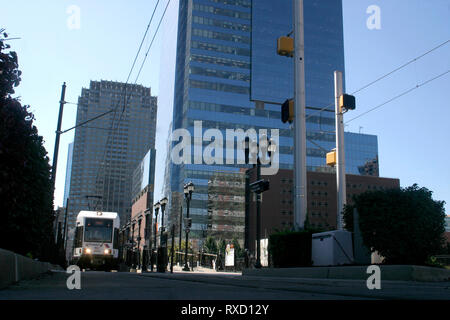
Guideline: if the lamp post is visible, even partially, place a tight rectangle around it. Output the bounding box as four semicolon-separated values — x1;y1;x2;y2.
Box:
153;201;160;272
183;182;195;272
245;136;276;269
144;208;152;271
159;197;168;272
160;197;168;235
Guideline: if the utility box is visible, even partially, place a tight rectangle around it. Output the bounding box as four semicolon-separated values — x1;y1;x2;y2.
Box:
312;230;354;266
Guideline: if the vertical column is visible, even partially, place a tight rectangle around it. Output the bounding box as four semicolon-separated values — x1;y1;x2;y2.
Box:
334;71;346;230
293;0;307;229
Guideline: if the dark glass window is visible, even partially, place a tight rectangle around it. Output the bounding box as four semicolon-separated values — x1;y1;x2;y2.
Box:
84;218;113;242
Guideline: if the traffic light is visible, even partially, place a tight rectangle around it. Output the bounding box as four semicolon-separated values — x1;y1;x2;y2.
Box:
281;99;294;123
277;36;294;57
184;218;192;229
326;149;337;167
339;94;356;113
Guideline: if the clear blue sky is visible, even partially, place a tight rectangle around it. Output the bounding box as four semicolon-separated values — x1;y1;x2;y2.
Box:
1;1;449;214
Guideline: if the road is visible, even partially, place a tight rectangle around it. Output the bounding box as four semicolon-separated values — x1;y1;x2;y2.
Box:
1;270;450;300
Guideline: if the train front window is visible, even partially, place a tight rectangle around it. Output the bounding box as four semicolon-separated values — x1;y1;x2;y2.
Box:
84;218;113;242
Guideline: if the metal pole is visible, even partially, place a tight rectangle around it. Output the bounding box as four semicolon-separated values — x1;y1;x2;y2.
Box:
255;162;262;269
183;195;190;271
178;205;182;264
334;71;346;230
63;198;70;263
293;0;307;230
244;169;250;252
137;220;141;270
148;213;153;271
170;224;175;273
154;208;159;271
51;82;67;191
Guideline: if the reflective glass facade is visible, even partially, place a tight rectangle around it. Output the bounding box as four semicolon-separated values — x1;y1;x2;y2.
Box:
169;0;378;244
345;132;379;176
66;81;157;258
63;142;73;207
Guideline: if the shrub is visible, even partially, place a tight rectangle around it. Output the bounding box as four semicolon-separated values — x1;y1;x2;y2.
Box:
343;184;446;265
269;230;313;268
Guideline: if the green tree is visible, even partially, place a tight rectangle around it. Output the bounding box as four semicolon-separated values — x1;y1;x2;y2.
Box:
343;184;446;265
203;236;217;254
231;238;244;258
0;31;56;261
174;240;193;253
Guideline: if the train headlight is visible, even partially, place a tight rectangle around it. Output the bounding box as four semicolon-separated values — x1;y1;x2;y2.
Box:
104;249;111;255
85;248;92;254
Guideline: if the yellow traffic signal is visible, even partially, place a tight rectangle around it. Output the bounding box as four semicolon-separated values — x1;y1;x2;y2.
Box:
339;94;356;113
281;99;294;123
277;37;294;57
326;150;337;167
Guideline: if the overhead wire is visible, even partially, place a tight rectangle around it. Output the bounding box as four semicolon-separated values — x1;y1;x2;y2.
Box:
345;69;450;124
305;39;450;121
91;0;168;211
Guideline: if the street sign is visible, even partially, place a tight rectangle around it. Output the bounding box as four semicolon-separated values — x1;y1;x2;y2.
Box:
250;180;270;194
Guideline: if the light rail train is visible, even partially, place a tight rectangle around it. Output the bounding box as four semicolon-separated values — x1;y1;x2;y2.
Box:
72;211;120;270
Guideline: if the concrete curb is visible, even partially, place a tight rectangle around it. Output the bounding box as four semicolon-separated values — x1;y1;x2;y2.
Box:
242;265;450;282
0;248;54;289
140;269;450;300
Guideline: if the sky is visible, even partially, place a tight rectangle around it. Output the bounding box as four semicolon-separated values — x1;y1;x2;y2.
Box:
1;0;449;214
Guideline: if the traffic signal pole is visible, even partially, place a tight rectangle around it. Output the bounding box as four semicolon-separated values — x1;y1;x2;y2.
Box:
334;71;346;230
255;159;262;268
51;82;67;191
293;0;307;229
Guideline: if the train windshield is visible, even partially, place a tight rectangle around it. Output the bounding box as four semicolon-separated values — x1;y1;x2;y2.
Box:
84;218;113;242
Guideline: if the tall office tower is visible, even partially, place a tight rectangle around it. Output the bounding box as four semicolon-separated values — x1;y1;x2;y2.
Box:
168;0;376;247
66;80;157;258
63;142;74;208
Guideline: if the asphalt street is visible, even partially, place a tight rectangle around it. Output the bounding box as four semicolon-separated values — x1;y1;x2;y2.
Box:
0;271;364;300
2;270;450;300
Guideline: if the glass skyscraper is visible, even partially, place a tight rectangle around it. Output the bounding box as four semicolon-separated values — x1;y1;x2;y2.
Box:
66;80;157;258
63;142;74;208
167;0;378;246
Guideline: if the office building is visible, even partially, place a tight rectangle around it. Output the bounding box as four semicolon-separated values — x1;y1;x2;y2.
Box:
167;0;377;248
63;142;73;207
129;149;156;268
65;80;157;259
247;169;400;253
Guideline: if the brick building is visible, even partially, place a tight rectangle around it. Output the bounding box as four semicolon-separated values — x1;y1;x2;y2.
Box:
247;169;400;253
126;149;156;268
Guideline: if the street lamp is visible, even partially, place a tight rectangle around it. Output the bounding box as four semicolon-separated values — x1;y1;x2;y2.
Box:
160;197;168;233
244;135;275;269
159;197;169;273
183;182;195;272
153;201;160;272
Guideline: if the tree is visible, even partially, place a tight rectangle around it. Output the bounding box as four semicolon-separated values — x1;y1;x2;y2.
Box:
217;239;226;256
343;184;446;265
203;236;217;254
231;238;244;259
0;31;56;262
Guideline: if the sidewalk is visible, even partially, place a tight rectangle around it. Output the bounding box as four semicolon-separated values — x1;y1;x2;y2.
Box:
168;264;242;276
140;268;450;300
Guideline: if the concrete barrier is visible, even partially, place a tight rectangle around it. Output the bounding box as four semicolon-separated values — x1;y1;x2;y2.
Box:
243;265;450;282
0;248;53;289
